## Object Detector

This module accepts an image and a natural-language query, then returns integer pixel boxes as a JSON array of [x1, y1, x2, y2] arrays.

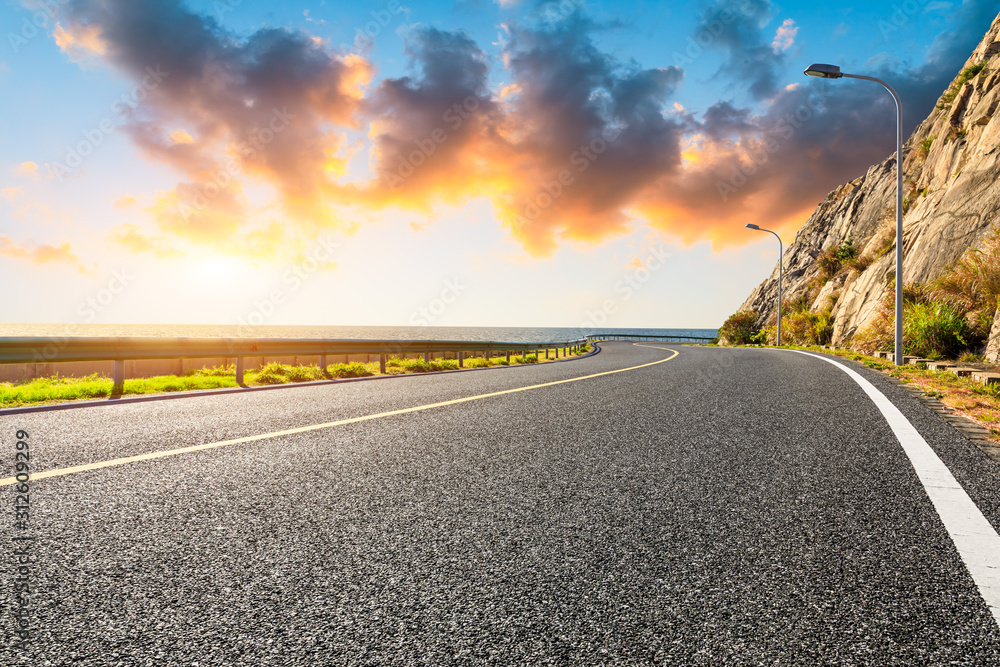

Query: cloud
[[629, 1, 1000, 245], [108, 223, 182, 258], [113, 195, 136, 208], [15, 161, 38, 176], [695, 0, 785, 101], [1, 187, 23, 201], [47, 0, 1000, 258], [56, 0, 372, 250], [53, 21, 107, 62], [492, 17, 685, 253], [364, 26, 501, 204], [0, 236, 86, 271], [771, 19, 797, 53]]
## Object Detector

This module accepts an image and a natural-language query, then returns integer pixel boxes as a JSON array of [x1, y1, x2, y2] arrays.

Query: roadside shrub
[[780, 297, 833, 346], [816, 246, 841, 284], [755, 325, 776, 345], [250, 362, 325, 384], [188, 364, 234, 377], [328, 362, 374, 378], [904, 301, 971, 359], [466, 357, 491, 368], [387, 357, 459, 373], [513, 354, 538, 364], [930, 224, 1000, 336], [719, 310, 759, 345], [851, 285, 979, 358], [835, 237, 857, 263]]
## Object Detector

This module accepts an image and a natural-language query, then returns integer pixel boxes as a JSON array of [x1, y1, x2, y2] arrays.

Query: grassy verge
[[0, 344, 592, 409], [752, 344, 1000, 442]]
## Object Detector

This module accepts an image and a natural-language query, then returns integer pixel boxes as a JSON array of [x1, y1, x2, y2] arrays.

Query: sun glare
[[190, 256, 246, 281]]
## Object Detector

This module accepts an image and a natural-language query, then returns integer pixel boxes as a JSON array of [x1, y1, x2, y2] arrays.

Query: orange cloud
[[0, 186, 23, 202], [57, 0, 954, 259], [148, 174, 248, 247], [0, 236, 85, 271], [109, 223, 182, 259], [114, 195, 137, 209], [169, 130, 195, 145], [16, 161, 38, 176], [53, 21, 107, 62]]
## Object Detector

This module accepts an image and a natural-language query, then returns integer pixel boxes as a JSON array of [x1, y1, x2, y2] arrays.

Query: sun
[[188, 255, 247, 282]]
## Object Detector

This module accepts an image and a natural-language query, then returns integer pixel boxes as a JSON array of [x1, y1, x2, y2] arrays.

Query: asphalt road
[[3, 342, 1000, 664]]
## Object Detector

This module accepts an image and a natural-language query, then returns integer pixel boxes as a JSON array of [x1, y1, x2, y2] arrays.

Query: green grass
[[0, 372, 238, 408], [919, 135, 936, 158]]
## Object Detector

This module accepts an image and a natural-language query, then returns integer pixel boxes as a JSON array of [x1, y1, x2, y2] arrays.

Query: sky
[[0, 0, 996, 330]]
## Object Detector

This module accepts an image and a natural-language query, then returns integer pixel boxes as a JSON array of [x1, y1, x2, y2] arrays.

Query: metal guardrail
[[0, 336, 590, 389], [0, 332, 714, 390]]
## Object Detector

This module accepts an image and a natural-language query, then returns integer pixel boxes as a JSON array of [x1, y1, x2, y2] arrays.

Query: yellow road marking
[[1, 344, 678, 486]]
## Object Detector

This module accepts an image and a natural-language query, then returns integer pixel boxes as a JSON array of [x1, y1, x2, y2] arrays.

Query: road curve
[[3, 342, 1000, 664]]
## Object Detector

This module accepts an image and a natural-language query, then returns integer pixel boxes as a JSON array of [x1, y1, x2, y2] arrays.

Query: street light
[[804, 63, 903, 365], [746, 223, 782, 346]]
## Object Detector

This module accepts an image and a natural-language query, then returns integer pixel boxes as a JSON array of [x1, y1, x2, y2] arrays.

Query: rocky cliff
[[739, 12, 1000, 356]]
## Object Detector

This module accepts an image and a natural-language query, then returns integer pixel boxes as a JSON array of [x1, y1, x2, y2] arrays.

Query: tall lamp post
[[804, 63, 903, 366], [746, 224, 782, 346]]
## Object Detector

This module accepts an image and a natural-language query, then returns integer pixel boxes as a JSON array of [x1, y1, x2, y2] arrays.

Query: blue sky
[[0, 0, 995, 329]]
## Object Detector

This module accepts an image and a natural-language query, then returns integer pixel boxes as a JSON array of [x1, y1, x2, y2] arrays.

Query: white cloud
[[771, 19, 798, 53]]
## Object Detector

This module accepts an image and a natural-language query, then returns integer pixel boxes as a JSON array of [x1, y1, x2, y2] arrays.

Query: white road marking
[[794, 350, 1000, 628]]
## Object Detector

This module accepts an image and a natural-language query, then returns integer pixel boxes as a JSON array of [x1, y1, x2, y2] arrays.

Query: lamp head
[[745, 224, 760, 230], [804, 63, 842, 79]]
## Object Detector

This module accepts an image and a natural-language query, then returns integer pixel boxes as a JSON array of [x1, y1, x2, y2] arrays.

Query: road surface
[[3, 342, 1000, 664]]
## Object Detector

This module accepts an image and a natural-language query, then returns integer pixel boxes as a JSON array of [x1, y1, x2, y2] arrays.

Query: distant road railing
[[0, 336, 590, 389], [586, 333, 716, 343]]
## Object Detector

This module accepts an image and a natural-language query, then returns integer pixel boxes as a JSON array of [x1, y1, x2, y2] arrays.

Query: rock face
[[738, 12, 1000, 355]]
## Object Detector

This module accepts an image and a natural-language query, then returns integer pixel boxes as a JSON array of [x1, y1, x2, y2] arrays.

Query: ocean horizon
[[0, 323, 718, 343]]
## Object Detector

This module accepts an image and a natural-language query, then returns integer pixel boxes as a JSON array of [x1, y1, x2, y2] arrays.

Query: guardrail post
[[424, 352, 430, 364], [459, 352, 464, 368], [505, 351, 510, 362], [112, 359, 124, 395], [236, 357, 246, 387], [320, 354, 330, 378], [379, 354, 386, 374]]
